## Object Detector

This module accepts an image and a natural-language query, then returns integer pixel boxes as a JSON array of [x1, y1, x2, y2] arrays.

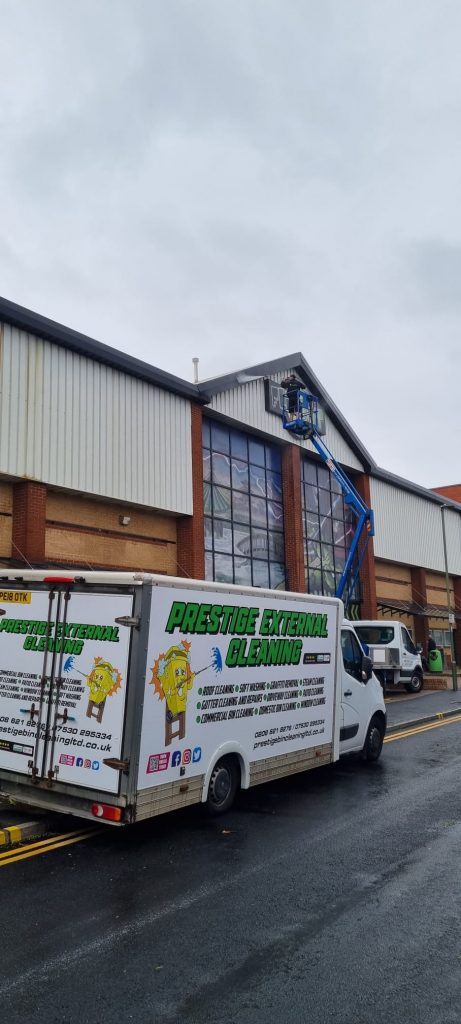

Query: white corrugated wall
[[208, 371, 364, 471], [0, 324, 193, 514], [371, 477, 461, 574]]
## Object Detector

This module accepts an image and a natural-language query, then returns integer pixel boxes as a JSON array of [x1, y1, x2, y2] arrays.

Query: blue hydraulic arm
[[281, 385, 374, 612]]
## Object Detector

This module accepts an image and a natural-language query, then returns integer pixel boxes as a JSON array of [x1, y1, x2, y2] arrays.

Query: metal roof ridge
[[198, 351, 376, 472]]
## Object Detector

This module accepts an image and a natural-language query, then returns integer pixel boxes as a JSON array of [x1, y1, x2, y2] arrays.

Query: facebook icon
[[172, 750, 181, 768]]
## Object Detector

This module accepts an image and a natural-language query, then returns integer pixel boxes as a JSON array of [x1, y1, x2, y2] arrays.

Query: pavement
[[1, 686, 460, 848], [0, 802, 49, 848], [385, 687, 461, 732]]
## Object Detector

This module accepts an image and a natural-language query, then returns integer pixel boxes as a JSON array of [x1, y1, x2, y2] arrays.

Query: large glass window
[[203, 420, 285, 589], [301, 458, 358, 598]]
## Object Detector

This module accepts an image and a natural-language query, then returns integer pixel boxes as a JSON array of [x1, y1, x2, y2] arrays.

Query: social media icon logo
[[76, 757, 83, 767], [171, 750, 181, 768], [182, 748, 191, 765], [84, 758, 91, 768], [192, 746, 202, 763], [92, 760, 100, 771]]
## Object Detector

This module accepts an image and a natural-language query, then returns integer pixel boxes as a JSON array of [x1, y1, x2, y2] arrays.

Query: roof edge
[[0, 296, 209, 404], [198, 352, 376, 472], [371, 466, 461, 512]]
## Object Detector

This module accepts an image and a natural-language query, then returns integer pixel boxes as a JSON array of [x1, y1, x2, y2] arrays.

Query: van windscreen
[[355, 625, 395, 645]]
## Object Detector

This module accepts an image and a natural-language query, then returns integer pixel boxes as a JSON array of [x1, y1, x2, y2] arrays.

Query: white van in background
[[354, 620, 424, 693]]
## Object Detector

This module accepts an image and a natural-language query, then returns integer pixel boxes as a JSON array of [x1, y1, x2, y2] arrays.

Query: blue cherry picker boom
[[281, 377, 374, 617]]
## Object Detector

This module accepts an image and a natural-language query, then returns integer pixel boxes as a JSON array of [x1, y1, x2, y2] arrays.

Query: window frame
[[203, 420, 286, 590], [301, 457, 359, 600], [341, 629, 365, 683]]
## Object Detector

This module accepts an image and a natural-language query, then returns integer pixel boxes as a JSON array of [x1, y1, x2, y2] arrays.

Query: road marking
[[0, 827, 98, 866], [3, 713, 461, 863], [384, 713, 461, 743]]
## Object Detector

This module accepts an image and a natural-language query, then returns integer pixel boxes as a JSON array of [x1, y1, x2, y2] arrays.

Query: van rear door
[[0, 581, 134, 795]]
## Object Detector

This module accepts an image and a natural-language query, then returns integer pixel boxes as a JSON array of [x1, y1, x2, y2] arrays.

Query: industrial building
[[0, 295, 460, 666]]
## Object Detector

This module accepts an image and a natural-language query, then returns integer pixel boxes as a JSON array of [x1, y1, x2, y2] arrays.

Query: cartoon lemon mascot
[[86, 657, 122, 723], [151, 641, 194, 745]]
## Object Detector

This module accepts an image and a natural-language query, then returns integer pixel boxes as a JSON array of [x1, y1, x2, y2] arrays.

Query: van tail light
[[91, 803, 123, 822]]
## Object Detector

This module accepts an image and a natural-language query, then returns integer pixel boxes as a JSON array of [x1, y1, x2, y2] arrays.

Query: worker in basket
[[281, 374, 304, 420]]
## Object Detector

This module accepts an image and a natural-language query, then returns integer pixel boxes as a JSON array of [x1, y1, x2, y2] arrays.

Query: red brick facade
[[411, 567, 429, 649], [453, 578, 461, 662], [355, 474, 378, 619], [433, 484, 461, 503], [12, 481, 47, 565], [281, 445, 305, 593], [176, 403, 205, 580]]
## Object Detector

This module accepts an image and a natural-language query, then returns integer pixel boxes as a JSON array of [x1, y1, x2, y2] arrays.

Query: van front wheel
[[206, 756, 239, 816], [362, 716, 385, 762], [404, 672, 423, 694]]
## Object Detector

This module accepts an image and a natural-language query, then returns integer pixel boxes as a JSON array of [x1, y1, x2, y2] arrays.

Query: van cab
[[354, 620, 423, 693], [339, 623, 387, 759]]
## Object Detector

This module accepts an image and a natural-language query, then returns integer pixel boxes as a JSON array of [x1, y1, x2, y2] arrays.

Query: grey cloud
[[402, 239, 461, 314], [2, 0, 461, 487]]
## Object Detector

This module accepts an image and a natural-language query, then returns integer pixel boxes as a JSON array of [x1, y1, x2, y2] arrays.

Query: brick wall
[[453, 578, 461, 663], [432, 484, 461, 503], [45, 492, 177, 573], [426, 569, 454, 609], [355, 474, 377, 618], [12, 481, 46, 564], [176, 403, 205, 580], [374, 559, 415, 632], [0, 483, 13, 561], [411, 566, 428, 649]]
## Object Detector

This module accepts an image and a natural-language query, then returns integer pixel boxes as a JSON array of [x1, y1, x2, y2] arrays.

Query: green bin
[[428, 649, 443, 673]]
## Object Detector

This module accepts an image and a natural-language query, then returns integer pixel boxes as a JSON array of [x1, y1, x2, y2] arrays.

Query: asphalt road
[[1, 719, 461, 1024]]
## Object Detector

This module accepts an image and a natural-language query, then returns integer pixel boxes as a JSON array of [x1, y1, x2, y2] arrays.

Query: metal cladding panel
[[370, 477, 461, 574], [0, 324, 192, 514], [208, 371, 364, 471]]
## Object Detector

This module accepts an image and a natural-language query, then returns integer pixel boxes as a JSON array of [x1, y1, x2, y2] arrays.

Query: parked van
[[0, 572, 386, 824], [354, 620, 423, 693]]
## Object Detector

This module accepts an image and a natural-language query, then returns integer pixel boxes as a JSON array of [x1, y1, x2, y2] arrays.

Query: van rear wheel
[[404, 672, 423, 694], [206, 756, 239, 816]]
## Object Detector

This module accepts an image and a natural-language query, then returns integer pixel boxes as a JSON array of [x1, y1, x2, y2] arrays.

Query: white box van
[[354, 620, 424, 693], [0, 572, 386, 824]]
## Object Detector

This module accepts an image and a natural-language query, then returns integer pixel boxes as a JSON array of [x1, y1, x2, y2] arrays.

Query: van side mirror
[[416, 643, 423, 654], [361, 654, 373, 682]]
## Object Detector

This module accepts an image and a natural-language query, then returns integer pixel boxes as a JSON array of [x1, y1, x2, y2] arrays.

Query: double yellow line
[[384, 712, 461, 744], [2, 715, 461, 866], [0, 827, 98, 867]]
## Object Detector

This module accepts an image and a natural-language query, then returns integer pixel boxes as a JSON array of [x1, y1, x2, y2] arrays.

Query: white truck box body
[[0, 572, 385, 824]]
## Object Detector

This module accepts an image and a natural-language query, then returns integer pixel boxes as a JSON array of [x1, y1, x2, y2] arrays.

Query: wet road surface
[[1, 718, 461, 1024]]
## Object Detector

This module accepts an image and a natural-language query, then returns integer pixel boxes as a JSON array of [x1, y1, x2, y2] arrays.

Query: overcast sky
[[1, 0, 460, 488]]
